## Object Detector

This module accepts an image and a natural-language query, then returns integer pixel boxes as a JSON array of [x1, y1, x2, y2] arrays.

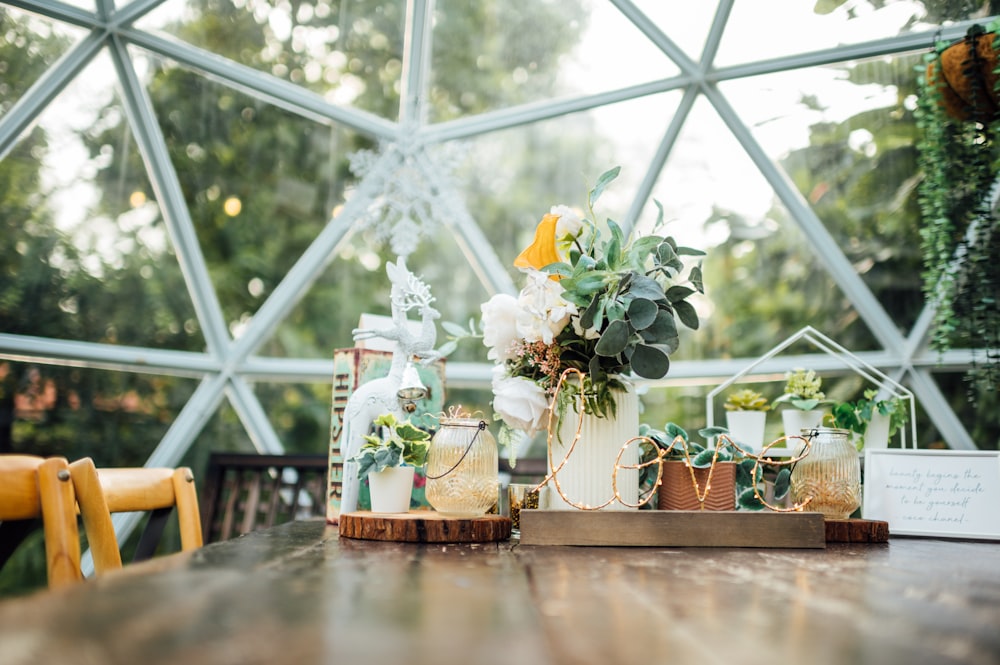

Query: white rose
[[491, 368, 550, 434], [480, 293, 521, 361], [515, 270, 576, 344], [550, 205, 584, 241]]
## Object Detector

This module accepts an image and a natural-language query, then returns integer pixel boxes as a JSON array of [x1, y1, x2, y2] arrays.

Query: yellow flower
[[514, 213, 561, 276]]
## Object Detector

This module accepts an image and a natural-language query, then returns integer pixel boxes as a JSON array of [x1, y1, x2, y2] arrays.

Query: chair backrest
[[0, 455, 83, 589], [69, 458, 203, 574], [200, 452, 328, 543], [499, 457, 548, 485]]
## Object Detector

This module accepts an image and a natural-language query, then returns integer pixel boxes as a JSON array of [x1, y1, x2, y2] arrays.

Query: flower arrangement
[[480, 167, 706, 450], [771, 368, 828, 412]]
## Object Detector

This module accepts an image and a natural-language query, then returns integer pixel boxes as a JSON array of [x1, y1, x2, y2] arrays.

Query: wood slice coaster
[[339, 511, 512, 543], [825, 518, 890, 543]]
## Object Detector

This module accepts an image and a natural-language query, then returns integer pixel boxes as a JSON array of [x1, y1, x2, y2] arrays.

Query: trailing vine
[[915, 22, 1000, 394]]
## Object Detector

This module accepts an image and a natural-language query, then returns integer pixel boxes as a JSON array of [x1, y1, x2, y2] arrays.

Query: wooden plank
[[339, 511, 512, 543], [518, 510, 826, 548], [825, 518, 890, 543]]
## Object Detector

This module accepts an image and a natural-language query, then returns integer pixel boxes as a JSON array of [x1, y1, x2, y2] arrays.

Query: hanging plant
[[915, 21, 1000, 395]]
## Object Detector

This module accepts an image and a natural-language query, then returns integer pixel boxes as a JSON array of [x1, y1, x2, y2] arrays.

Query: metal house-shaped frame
[[706, 326, 917, 449]]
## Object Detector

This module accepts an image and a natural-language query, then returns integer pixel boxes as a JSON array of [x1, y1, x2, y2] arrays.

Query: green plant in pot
[[347, 413, 431, 513], [772, 368, 830, 443], [724, 388, 770, 452], [916, 20, 1000, 394], [638, 422, 791, 511], [827, 389, 910, 451]]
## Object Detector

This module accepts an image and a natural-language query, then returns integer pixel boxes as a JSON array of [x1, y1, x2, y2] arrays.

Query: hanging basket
[[926, 28, 999, 123]]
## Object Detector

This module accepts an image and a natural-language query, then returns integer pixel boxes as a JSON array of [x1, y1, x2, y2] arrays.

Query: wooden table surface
[[1, 519, 999, 665]]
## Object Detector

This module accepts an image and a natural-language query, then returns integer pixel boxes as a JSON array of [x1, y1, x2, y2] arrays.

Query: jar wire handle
[[424, 420, 487, 480]]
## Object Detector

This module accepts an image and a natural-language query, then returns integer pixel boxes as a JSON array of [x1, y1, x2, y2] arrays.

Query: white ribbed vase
[[549, 381, 639, 511]]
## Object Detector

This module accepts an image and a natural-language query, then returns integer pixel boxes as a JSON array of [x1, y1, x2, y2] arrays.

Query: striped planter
[[658, 461, 736, 511]]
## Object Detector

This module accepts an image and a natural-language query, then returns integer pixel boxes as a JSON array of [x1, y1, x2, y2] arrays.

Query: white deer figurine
[[337, 257, 440, 519]]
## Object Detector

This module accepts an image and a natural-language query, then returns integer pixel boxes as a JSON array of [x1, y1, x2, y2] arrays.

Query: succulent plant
[[724, 388, 770, 412]]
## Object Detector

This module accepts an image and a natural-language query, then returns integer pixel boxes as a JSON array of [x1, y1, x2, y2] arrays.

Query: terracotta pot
[[658, 461, 736, 511], [927, 30, 999, 123]]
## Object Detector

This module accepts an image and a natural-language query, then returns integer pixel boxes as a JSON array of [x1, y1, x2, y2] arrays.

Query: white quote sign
[[863, 450, 1000, 539]]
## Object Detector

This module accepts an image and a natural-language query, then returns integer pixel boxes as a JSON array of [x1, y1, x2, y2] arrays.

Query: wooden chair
[[200, 452, 328, 543], [68, 458, 203, 574], [499, 457, 548, 485], [0, 454, 83, 589]]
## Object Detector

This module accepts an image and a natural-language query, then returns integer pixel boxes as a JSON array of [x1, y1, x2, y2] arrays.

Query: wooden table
[[1, 520, 999, 665]]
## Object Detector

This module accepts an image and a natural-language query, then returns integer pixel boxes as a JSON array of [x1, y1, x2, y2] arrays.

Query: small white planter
[[781, 409, 824, 446], [863, 412, 891, 449], [725, 410, 767, 452], [368, 466, 415, 513]]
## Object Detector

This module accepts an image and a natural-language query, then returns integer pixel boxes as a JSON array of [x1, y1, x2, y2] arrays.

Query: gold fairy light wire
[[532, 368, 818, 512]]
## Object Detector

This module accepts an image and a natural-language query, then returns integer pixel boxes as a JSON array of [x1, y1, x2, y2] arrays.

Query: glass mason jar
[[790, 427, 862, 519], [425, 417, 498, 518]]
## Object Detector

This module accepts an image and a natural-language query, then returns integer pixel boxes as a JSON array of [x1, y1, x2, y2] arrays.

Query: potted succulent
[[346, 413, 431, 513], [827, 389, 910, 451], [771, 368, 829, 445], [916, 21, 1000, 394], [723, 388, 770, 452], [637, 422, 792, 512]]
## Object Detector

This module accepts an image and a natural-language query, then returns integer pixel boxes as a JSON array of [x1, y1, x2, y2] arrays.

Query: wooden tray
[[339, 511, 511, 543], [518, 510, 827, 548]]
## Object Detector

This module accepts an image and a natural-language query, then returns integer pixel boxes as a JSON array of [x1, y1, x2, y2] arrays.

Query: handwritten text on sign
[[863, 450, 1000, 539]]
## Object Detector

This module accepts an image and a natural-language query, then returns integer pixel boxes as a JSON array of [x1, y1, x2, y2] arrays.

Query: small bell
[[397, 361, 428, 406]]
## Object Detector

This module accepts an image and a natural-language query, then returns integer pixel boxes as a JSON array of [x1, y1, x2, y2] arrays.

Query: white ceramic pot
[[550, 381, 639, 511], [781, 409, 824, 448], [725, 410, 767, 452], [863, 412, 891, 449], [368, 465, 415, 513]]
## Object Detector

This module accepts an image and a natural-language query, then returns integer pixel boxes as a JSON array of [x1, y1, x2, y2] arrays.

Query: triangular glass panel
[[132, 45, 370, 336], [0, 359, 198, 467], [720, 52, 927, 336], [454, 90, 684, 289], [189, 399, 256, 457], [929, 370, 999, 450], [1, 50, 203, 350], [134, 0, 405, 121], [715, 1, 951, 68], [638, 95, 881, 363], [630, 0, 715, 64], [0, 6, 88, 122], [428, 0, 680, 123]]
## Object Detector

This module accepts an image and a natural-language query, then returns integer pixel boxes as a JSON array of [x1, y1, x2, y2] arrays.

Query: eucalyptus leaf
[[567, 273, 610, 294], [674, 300, 700, 330], [630, 343, 670, 379], [628, 274, 666, 300], [665, 285, 695, 303], [606, 300, 626, 322], [626, 298, 658, 329], [580, 295, 602, 330], [689, 265, 704, 293], [441, 321, 468, 337], [639, 309, 678, 344], [589, 166, 621, 208], [594, 319, 631, 356]]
